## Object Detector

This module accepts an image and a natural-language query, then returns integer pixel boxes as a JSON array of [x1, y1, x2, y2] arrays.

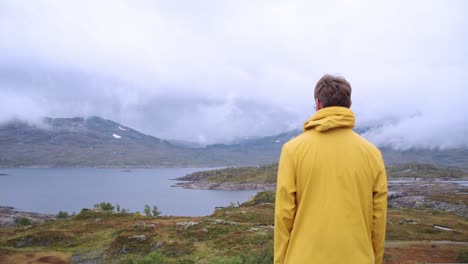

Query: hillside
[[0, 117, 282, 167], [230, 130, 468, 170], [381, 147, 468, 171], [0, 192, 467, 263], [176, 164, 278, 184], [204, 129, 468, 170], [386, 163, 467, 179], [0, 117, 208, 167], [1, 117, 467, 168], [175, 163, 468, 187]]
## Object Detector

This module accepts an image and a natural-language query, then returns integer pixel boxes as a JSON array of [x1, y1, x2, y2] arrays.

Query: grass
[[386, 163, 467, 179], [386, 208, 468, 241], [0, 191, 466, 263], [0, 193, 275, 263], [176, 164, 278, 184], [457, 248, 468, 263], [384, 243, 467, 264]]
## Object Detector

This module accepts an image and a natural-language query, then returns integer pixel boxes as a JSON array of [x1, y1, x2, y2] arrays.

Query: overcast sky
[[0, 0, 467, 148]]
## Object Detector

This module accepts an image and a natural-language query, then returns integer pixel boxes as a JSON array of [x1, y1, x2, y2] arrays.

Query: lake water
[[0, 168, 258, 217]]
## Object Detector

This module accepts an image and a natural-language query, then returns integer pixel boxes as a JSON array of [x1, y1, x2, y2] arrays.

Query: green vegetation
[[177, 162, 467, 186], [386, 208, 468, 241], [177, 164, 278, 184], [457, 248, 468, 263], [15, 217, 32, 227], [152, 206, 161, 217], [208, 252, 274, 264], [56, 211, 69, 219], [386, 163, 467, 179], [209, 256, 243, 264], [94, 202, 115, 212], [0, 191, 467, 263], [243, 191, 275, 206], [124, 252, 165, 264], [143, 205, 161, 217], [144, 205, 151, 216]]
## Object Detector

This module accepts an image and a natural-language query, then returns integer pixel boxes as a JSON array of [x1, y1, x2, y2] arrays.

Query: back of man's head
[[314, 75, 352, 108]]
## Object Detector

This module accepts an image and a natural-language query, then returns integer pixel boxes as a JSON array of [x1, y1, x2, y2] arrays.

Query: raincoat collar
[[303, 106, 355, 132]]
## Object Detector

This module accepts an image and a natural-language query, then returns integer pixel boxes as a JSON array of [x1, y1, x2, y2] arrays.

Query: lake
[[0, 168, 258, 217]]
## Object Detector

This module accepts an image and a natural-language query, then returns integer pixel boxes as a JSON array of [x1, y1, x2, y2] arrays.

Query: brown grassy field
[[0, 192, 467, 264]]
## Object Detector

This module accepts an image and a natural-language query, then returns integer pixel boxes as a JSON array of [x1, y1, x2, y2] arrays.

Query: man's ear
[[315, 98, 322, 110]]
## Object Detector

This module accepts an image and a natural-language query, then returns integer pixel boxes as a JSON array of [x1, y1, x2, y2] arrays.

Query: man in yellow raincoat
[[274, 75, 387, 264]]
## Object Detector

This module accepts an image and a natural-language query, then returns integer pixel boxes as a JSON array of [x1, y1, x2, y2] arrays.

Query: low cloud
[[0, 0, 467, 147]]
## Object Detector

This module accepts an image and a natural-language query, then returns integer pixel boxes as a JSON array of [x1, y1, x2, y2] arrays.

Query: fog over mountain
[[1, 0, 467, 147]]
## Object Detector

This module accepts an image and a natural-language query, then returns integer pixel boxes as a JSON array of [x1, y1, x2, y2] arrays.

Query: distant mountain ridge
[[0, 116, 283, 167], [9, 116, 170, 146], [0, 116, 467, 169], [230, 128, 468, 170], [0, 116, 193, 167]]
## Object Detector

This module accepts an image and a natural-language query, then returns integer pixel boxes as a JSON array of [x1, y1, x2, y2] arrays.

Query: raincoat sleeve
[[372, 156, 388, 264], [274, 145, 297, 264]]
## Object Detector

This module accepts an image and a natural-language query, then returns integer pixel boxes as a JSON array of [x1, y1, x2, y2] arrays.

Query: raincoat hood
[[303, 106, 355, 132]]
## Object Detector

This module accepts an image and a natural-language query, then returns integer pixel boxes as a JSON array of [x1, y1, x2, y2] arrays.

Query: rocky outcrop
[[0, 206, 55, 227], [389, 196, 467, 217], [172, 181, 276, 191]]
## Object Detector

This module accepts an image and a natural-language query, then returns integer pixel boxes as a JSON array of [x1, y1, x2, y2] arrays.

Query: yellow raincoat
[[274, 107, 387, 264]]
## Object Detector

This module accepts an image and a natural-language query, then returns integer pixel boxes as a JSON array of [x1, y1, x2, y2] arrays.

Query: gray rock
[[151, 242, 165, 251], [212, 219, 237, 225], [176, 221, 200, 229], [0, 206, 55, 227], [71, 253, 103, 264], [132, 222, 156, 231], [128, 234, 147, 241]]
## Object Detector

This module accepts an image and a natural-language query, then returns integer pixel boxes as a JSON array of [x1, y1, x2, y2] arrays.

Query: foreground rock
[[0, 206, 55, 227]]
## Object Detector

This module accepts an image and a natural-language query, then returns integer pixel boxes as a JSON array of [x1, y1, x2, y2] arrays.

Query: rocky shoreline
[[173, 178, 468, 217], [0, 206, 55, 227], [172, 181, 276, 191], [2, 178, 466, 228]]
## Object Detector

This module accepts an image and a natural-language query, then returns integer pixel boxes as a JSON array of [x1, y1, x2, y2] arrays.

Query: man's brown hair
[[314, 74, 352, 108]]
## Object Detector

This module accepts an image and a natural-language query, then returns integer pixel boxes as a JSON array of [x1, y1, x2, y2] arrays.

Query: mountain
[[227, 129, 468, 170], [0, 117, 296, 167], [379, 147, 468, 171], [0, 117, 208, 167], [0, 117, 467, 169]]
